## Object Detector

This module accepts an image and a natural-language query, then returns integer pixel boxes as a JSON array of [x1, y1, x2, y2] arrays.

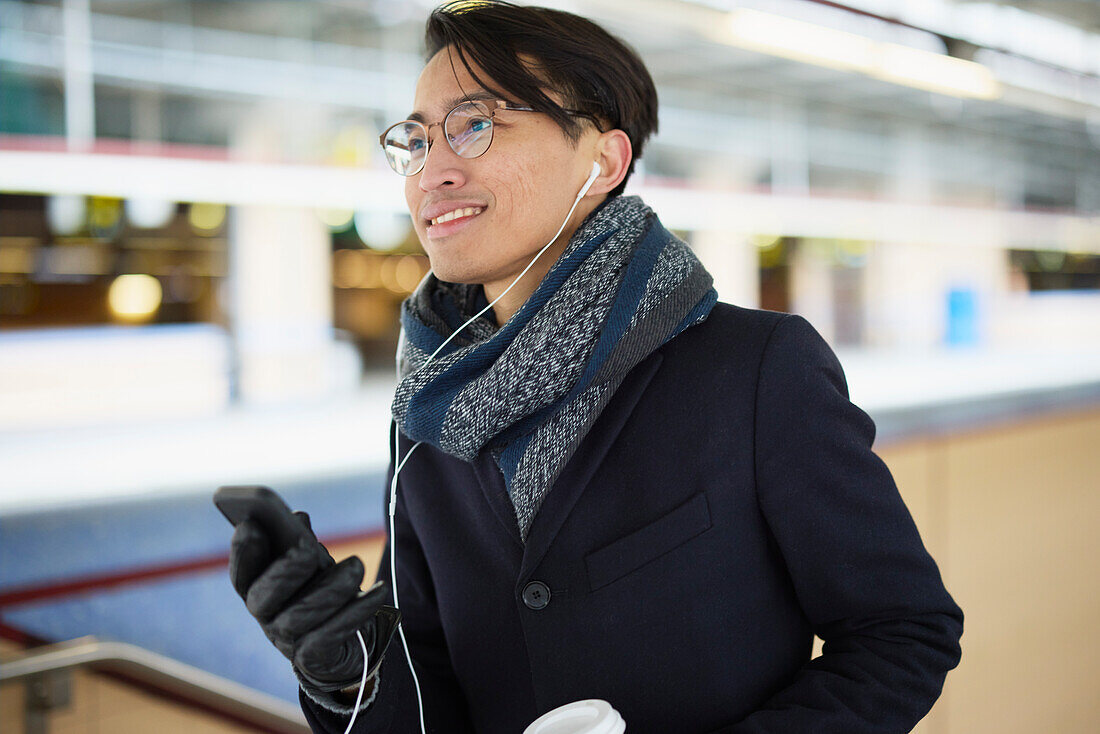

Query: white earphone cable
[[343, 162, 601, 734], [342, 631, 369, 734]]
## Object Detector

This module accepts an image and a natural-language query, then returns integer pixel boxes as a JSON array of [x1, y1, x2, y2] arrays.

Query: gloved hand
[[229, 511, 401, 693]]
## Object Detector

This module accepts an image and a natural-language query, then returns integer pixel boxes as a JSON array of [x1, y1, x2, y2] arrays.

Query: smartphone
[[214, 485, 312, 556], [215, 484, 401, 649]]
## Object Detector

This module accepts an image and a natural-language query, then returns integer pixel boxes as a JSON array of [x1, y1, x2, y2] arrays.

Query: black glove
[[229, 511, 400, 693]]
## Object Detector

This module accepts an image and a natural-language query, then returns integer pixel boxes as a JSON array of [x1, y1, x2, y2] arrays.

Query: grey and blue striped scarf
[[392, 195, 717, 540]]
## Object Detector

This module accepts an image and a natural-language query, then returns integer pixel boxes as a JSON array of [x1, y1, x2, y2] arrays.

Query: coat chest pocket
[[585, 492, 712, 592]]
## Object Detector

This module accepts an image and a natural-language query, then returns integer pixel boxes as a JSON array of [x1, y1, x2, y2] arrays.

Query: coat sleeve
[[299, 422, 476, 733], [728, 314, 963, 734]]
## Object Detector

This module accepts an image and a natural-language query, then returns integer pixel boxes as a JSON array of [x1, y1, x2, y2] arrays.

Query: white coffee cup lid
[[523, 699, 626, 734]]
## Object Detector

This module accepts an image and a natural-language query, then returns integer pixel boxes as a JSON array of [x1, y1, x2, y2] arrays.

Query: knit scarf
[[392, 195, 717, 540]]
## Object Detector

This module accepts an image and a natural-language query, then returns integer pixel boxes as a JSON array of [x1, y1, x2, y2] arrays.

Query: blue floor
[[1, 473, 387, 705]]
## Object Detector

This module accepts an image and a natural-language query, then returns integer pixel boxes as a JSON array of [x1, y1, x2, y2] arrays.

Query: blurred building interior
[[1, 0, 1098, 732]]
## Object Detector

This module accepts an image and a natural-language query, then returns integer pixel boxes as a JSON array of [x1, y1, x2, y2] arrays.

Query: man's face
[[405, 47, 599, 297]]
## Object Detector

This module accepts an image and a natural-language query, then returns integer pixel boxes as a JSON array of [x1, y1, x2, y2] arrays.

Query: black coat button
[[522, 581, 551, 610]]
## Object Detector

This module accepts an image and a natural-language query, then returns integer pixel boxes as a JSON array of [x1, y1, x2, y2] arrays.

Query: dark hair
[[425, 1, 658, 197]]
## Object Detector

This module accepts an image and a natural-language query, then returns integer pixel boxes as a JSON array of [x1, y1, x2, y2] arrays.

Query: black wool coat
[[301, 302, 964, 734]]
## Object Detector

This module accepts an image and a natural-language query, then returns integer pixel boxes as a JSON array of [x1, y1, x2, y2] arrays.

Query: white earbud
[[576, 161, 601, 200]]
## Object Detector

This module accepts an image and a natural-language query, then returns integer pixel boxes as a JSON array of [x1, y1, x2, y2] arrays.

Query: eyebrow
[[407, 90, 501, 123]]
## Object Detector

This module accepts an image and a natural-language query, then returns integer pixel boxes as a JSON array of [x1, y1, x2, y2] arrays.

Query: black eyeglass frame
[[378, 99, 605, 176]]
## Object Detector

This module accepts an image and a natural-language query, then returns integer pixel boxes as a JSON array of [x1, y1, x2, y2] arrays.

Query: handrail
[[0, 636, 310, 733]]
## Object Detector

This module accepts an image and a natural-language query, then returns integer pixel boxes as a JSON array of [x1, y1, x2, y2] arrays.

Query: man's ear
[[588, 129, 633, 196]]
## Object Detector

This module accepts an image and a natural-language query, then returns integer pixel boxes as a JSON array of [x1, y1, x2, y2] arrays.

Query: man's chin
[[424, 265, 485, 286]]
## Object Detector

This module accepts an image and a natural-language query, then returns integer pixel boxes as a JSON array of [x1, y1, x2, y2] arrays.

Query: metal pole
[[62, 0, 95, 151]]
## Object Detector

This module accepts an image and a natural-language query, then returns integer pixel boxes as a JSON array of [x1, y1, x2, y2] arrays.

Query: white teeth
[[430, 207, 482, 226]]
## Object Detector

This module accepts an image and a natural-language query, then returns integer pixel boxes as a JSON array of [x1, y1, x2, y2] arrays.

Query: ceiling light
[[724, 8, 876, 73], [717, 8, 1001, 101], [875, 42, 1001, 99]]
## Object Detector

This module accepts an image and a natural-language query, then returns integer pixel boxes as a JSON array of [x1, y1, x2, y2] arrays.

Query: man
[[228, 2, 963, 732]]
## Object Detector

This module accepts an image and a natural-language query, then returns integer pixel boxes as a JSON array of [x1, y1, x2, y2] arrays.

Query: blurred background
[[0, 0, 1097, 732]]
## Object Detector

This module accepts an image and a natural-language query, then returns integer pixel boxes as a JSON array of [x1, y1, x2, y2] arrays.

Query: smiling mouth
[[428, 207, 483, 226]]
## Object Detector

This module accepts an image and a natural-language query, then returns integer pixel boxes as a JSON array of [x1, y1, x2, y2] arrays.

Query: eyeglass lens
[[382, 101, 495, 175]]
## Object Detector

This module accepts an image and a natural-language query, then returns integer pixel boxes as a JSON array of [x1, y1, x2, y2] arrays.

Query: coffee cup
[[523, 699, 625, 734]]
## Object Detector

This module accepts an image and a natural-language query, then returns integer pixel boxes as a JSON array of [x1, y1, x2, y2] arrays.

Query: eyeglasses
[[379, 99, 602, 176]]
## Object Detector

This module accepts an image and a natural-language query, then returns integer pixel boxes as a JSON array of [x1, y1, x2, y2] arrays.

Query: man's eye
[[468, 118, 491, 133], [408, 137, 427, 152]]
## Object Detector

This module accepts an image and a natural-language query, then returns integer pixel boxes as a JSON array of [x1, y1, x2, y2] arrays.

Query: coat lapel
[[471, 447, 524, 549], [518, 350, 664, 580]]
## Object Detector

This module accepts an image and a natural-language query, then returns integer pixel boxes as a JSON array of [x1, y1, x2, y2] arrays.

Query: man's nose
[[418, 129, 467, 191]]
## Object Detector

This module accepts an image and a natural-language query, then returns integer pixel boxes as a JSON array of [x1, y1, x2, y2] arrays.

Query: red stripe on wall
[[0, 553, 231, 607], [0, 528, 386, 608]]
